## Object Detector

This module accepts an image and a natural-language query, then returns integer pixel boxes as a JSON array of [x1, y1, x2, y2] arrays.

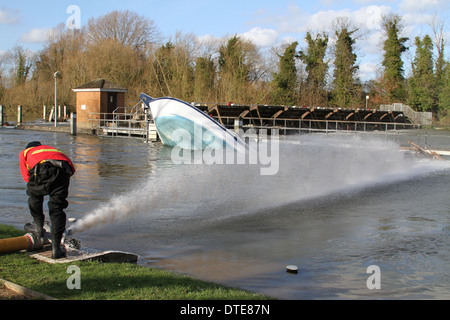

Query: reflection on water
[[1, 128, 450, 299]]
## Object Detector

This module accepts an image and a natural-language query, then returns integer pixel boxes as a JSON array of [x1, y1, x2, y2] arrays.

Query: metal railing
[[111, 101, 147, 124], [221, 116, 419, 135], [88, 111, 157, 142], [380, 103, 432, 125], [87, 100, 159, 141]]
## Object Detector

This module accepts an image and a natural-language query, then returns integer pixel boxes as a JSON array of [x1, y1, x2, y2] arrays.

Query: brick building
[[72, 78, 127, 131]]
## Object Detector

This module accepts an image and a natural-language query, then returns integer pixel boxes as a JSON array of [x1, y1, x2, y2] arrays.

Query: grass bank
[[0, 224, 273, 300]]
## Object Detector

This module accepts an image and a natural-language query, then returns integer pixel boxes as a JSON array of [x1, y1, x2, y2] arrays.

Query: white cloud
[[358, 61, 379, 80], [319, 5, 391, 32], [0, 8, 20, 24], [240, 27, 279, 47], [258, 3, 392, 35], [255, 4, 394, 59], [195, 34, 216, 44], [402, 12, 435, 29], [281, 35, 298, 44], [20, 28, 52, 43], [359, 29, 385, 55], [355, 5, 392, 31], [399, 0, 446, 12], [197, 28, 279, 49]]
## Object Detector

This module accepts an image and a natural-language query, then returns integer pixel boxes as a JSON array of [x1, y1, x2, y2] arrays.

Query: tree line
[[0, 10, 449, 123]]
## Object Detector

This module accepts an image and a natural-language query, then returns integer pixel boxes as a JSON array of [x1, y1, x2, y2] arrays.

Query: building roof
[[72, 78, 128, 92]]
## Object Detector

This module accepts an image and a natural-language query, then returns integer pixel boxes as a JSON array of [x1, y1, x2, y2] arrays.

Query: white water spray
[[69, 134, 450, 234]]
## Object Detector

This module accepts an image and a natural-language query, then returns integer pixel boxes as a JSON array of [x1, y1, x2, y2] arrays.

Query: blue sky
[[1, 0, 449, 80]]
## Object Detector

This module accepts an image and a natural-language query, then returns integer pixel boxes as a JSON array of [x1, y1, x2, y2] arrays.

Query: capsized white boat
[[140, 93, 246, 152]]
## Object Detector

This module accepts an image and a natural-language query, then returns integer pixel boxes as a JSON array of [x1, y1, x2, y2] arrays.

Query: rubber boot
[[51, 234, 66, 259], [24, 220, 45, 238], [24, 221, 45, 250]]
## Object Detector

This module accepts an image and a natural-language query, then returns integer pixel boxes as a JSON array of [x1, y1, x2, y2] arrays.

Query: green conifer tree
[[409, 35, 436, 111], [331, 20, 360, 108], [381, 14, 408, 102], [298, 32, 329, 106], [272, 41, 298, 105]]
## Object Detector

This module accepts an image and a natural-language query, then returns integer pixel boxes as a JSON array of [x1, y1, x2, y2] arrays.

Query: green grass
[[0, 224, 273, 300]]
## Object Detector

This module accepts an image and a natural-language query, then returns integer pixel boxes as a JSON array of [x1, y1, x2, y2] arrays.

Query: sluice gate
[[197, 103, 422, 134], [89, 101, 427, 139]]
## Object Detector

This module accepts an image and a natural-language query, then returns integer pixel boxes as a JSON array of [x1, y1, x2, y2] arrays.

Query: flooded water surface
[[1, 127, 449, 299]]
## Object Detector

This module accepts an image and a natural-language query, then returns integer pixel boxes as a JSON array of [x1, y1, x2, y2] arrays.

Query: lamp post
[[54, 71, 59, 127], [365, 95, 369, 110]]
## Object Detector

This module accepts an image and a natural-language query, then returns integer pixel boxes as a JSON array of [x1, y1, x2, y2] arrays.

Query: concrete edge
[[0, 278, 57, 300]]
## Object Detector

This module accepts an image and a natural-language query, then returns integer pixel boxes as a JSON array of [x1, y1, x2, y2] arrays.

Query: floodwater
[[1, 126, 449, 299]]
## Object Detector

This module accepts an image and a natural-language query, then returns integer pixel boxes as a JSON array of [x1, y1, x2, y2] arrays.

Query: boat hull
[[140, 93, 246, 152]]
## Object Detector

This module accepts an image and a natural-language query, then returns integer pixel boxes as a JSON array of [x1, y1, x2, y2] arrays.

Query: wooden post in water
[[49, 107, 54, 122], [17, 105, 22, 124], [70, 112, 77, 135]]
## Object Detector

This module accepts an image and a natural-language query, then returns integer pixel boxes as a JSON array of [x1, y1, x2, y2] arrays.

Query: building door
[[107, 92, 117, 113]]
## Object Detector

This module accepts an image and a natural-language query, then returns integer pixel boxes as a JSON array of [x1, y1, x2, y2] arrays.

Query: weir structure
[[86, 100, 429, 140], [2, 98, 429, 140], [197, 102, 429, 135]]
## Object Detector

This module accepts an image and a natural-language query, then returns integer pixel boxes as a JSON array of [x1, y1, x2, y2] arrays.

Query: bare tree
[[87, 10, 161, 51], [429, 14, 447, 78], [5, 45, 37, 86]]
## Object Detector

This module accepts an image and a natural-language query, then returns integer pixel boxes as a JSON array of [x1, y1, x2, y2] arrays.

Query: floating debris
[[286, 265, 298, 274]]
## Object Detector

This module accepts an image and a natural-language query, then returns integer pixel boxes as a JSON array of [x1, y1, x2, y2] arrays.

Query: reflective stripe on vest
[[25, 148, 64, 170]]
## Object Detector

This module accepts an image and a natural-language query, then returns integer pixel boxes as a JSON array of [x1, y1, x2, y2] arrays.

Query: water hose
[[1, 222, 80, 254], [0, 233, 39, 254]]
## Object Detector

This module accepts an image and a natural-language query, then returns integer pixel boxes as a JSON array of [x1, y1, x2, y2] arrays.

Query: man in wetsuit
[[19, 141, 76, 259]]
